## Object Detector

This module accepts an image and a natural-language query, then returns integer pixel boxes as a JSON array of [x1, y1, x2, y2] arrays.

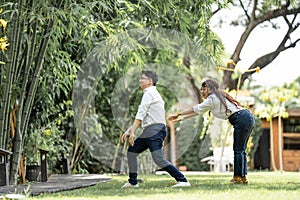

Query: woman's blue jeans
[[229, 109, 255, 177], [127, 124, 187, 185]]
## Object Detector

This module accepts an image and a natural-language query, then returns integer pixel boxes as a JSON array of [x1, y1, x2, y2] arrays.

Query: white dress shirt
[[135, 86, 166, 128], [193, 93, 243, 120]]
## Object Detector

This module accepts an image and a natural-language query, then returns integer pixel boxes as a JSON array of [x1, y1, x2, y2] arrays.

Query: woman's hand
[[172, 117, 183, 122], [168, 113, 180, 121]]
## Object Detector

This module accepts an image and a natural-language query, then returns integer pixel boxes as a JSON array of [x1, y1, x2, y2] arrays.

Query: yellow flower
[[45, 129, 51, 136], [278, 96, 285, 102], [0, 42, 9, 52], [0, 19, 8, 30], [0, 37, 9, 52]]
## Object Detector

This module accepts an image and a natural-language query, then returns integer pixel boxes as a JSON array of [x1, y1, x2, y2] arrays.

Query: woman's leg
[[232, 110, 255, 177]]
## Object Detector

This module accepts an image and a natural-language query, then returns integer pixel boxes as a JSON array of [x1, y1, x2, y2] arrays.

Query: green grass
[[29, 172, 300, 200]]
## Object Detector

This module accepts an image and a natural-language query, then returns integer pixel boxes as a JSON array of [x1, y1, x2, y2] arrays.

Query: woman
[[169, 79, 255, 184]]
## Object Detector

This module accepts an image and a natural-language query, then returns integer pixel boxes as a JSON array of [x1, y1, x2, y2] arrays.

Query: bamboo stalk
[[8, 0, 24, 184], [0, 3, 19, 148], [20, 21, 38, 138], [10, 16, 54, 185]]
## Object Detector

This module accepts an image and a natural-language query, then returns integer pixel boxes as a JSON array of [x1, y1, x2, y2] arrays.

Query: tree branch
[[256, 6, 300, 25], [239, 0, 250, 21], [224, 3, 300, 89], [232, 6, 300, 62], [212, 7, 221, 15], [241, 37, 300, 84], [251, 0, 258, 20]]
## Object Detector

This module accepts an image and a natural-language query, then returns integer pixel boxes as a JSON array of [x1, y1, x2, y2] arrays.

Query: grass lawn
[[30, 172, 300, 200]]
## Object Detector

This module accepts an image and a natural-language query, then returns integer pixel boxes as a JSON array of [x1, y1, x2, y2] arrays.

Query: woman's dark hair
[[202, 79, 241, 115], [142, 70, 158, 86]]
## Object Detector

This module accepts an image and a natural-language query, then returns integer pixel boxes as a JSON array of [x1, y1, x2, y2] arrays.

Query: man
[[121, 70, 190, 188]]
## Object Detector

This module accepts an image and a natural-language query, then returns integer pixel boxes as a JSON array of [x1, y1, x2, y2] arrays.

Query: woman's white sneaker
[[171, 181, 191, 188]]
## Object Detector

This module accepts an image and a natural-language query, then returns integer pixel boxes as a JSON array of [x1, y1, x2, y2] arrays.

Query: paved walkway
[[0, 174, 111, 197]]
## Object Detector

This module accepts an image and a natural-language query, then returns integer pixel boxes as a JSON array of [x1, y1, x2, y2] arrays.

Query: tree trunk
[[9, 114, 22, 184], [183, 54, 201, 103]]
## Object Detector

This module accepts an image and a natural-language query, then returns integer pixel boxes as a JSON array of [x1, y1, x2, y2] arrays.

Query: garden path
[[0, 174, 111, 197]]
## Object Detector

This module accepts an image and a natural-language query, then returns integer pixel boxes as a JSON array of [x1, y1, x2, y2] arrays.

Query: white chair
[[201, 146, 234, 172]]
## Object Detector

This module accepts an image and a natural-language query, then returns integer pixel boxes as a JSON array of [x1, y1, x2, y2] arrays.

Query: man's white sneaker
[[171, 181, 191, 188], [121, 182, 139, 188]]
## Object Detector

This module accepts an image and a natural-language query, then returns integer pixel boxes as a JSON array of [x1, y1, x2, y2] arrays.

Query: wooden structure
[[0, 148, 12, 186], [261, 108, 300, 171], [0, 174, 111, 196]]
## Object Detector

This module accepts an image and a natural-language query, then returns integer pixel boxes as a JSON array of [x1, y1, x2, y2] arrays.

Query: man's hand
[[122, 120, 140, 146], [122, 130, 135, 146], [128, 133, 135, 146], [121, 131, 129, 143]]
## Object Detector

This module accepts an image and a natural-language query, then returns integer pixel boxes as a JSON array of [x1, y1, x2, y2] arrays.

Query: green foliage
[[1, 0, 226, 179], [255, 86, 298, 120], [95, 69, 125, 143], [24, 100, 73, 172], [283, 77, 300, 109]]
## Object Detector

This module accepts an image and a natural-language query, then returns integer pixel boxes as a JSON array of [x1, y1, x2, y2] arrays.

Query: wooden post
[[62, 158, 71, 174], [39, 149, 49, 182], [168, 120, 177, 166], [278, 116, 283, 172]]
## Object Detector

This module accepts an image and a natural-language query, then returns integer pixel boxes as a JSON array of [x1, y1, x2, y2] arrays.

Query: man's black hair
[[142, 70, 158, 86]]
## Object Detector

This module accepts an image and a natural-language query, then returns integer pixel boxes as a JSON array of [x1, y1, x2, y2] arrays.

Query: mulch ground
[[0, 174, 111, 197]]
